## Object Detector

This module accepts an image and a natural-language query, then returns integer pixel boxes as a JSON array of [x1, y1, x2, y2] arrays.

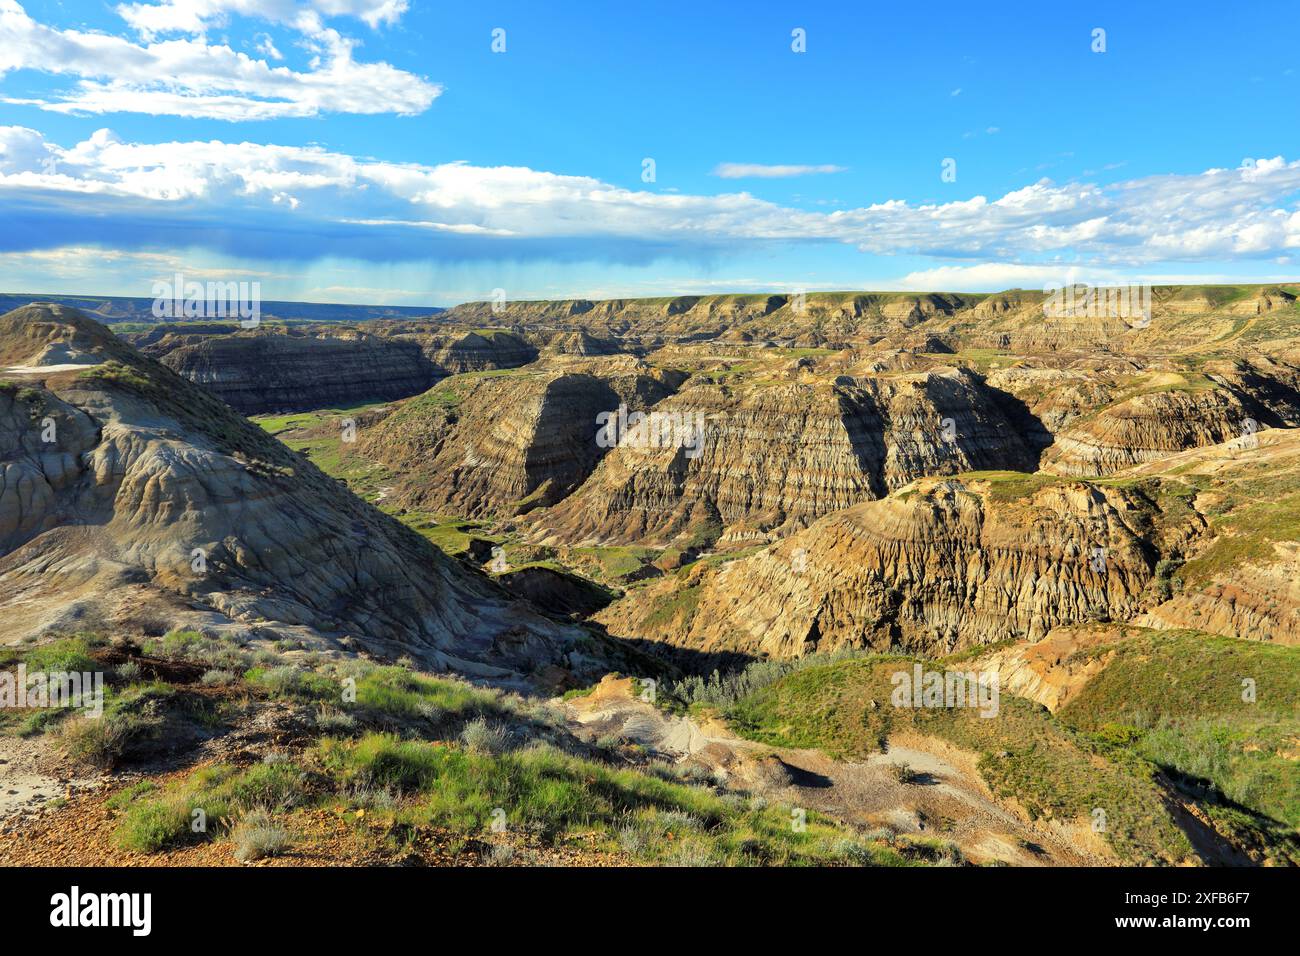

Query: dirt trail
[[561, 676, 1107, 866]]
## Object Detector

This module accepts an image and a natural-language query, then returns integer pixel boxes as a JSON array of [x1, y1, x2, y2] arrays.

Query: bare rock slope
[[0, 305, 588, 678]]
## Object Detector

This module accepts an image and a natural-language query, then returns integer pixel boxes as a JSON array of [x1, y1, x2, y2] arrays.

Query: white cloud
[[115, 0, 408, 38], [894, 263, 1300, 292], [712, 163, 848, 179], [3, 127, 1300, 268], [253, 31, 282, 59], [0, 0, 436, 120]]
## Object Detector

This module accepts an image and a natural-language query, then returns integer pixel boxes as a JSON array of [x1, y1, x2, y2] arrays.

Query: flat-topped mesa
[[359, 357, 683, 518], [530, 365, 1035, 548], [147, 327, 443, 414], [439, 292, 978, 348], [437, 283, 1300, 355], [595, 475, 1174, 660], [0, 305, 589, 678], [141, 325, 543, 415]]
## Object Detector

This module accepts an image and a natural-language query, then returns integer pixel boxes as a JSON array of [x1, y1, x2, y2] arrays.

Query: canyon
[[2, 283, 1298, 869]]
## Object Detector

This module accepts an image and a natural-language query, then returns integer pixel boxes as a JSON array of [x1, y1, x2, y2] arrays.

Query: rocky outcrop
[[537, 329, 624, 356], [152, 328, 442, 414], [1042, 386, 1258, 476], [0, 305, 590, 679], [596, 475, 1177, 659], [971, 624, 1130, 712], [533, 367, 1036, 547], [359, 357, 681, 518], [426, 330, 537, 373]]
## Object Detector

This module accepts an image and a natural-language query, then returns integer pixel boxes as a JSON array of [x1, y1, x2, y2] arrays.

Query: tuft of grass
[[461, 718, 510, 755], [231, 810, 291, 863], [114, 762, 306, 852]]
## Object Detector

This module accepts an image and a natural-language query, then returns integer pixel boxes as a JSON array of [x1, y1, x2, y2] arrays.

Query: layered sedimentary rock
[[536, 329, 623, 356], [441, 292, 976, 348], [431, 283, 1300, 356], [426, 330, 538, 373], [151, 328, 442, 414], [359, 357, 682, 517], [596, 475, 1173, 658], [0, 305, 587, 677], [1042, 386, 1258, 476], [533, 367, 1035, 547]]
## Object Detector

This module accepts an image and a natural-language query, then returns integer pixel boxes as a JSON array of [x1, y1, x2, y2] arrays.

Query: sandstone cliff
[[358, 357, 682, 518], [533, 366, 1036, 547], [596, 474, 1188, 659]]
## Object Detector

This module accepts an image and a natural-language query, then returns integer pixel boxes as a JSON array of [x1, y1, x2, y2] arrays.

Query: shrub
[[200, 669, 236, 687], [161, 630, 204, 657], [889, 762, 921, 784], [831, 838, 878, 865], [656, 809, 703, 834], [484, 842, 515, 866], [461, 718, 510, 756], [232, 810, 290, 862], [314, 706, 358, 733], [59, 706, 164, 768], [227, 762, 305, 811], [116, 797, 198, 853], [663, 647, 871, 710], [115, 661, 143, 682]]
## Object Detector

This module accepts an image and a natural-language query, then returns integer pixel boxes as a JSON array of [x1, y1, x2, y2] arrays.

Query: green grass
[[5, 636, 99, 673], [1176, 489, 1300, 587], [389, 512, 496, 556], [1056, 630, 1300, 833], [316, 733, 907, 866], [951, 470, 1063, 502], [114, 761, 306, 852], [352, 666, 503, 723], [252, 400, 388, 437], [242, 665, 340, 703], [726, 656, 1196, 864]]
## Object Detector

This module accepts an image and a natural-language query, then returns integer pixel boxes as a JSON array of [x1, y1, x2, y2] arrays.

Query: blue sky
[[1, 0, 1298, 306]]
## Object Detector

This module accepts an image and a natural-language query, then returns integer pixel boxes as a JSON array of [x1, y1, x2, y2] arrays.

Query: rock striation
[[149, 328, 442, 414], [595, 475, 1175, 659], [534, 367, 1036, 547], [0, 305, 589, 678], [359, 357, 682, 518]]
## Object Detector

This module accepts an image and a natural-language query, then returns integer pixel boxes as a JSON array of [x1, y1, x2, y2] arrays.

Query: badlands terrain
[[0, 284, 1298, 867]]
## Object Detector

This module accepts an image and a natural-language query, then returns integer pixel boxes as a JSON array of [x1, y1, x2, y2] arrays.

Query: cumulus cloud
[[115, 0, 409, 38], [712, 163, 848, 179], [0, 0, 436, 119], [2, 126, 1299, 268]]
